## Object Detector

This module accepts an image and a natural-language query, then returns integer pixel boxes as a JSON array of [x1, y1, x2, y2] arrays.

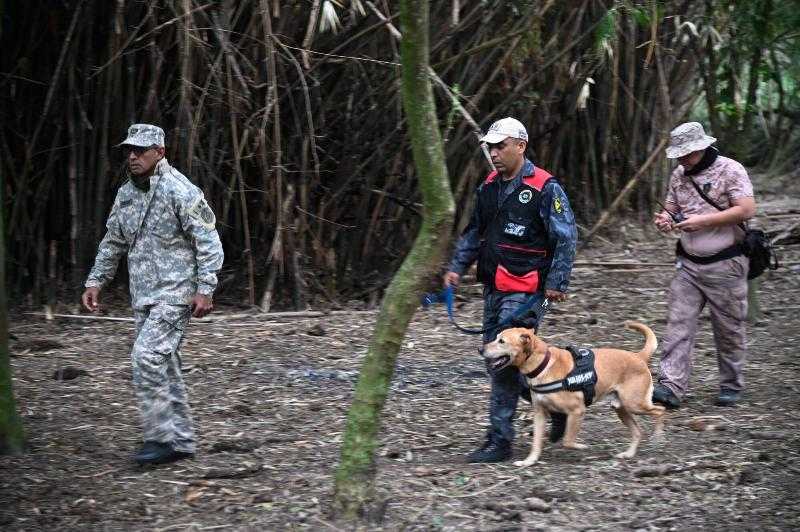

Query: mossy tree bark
[[331, 0, 454, 520], [0, 163, 26, 455]]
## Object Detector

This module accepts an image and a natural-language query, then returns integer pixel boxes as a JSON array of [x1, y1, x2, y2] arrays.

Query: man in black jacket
[[444, 117, 577, 463]]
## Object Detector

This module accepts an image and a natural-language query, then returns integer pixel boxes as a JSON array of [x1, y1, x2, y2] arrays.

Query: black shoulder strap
[[687, 177, 747, 233]]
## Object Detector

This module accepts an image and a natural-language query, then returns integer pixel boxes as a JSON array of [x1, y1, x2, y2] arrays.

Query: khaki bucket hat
[[665, 122, 716, 159]]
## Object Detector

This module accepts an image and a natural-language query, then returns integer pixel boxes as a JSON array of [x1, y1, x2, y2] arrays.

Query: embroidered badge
[[188, 197, 217, 229], [518, 189, 533, 204], [504, 222, 526, 237], [554, 196, 563, 214]]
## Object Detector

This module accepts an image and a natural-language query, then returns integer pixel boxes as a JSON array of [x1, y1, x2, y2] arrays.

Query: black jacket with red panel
[[448, 159, 577, 293]]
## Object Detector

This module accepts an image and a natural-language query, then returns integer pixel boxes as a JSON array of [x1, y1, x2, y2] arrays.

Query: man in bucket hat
[[443, 117, 577, 463], [652, 122, 756, 409], [82, 124, 224, 465]]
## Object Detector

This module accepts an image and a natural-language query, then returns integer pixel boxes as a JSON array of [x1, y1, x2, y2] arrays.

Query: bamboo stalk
[[226, 63, 256, 306], [259, 0, 286, 311], [582, 135, 670, 244]]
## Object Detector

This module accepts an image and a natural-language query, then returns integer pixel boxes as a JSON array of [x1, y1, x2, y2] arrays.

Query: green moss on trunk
[[332, 0, 454, 520]]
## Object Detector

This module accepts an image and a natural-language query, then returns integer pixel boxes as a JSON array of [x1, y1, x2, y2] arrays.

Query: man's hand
[[443, 271, 460, 288], [190, 294, 213, 318], [545, 289, 567, 302], [81, 287, 101, 312], [653, 211, 674, 233], [675, 214, 710, 233]]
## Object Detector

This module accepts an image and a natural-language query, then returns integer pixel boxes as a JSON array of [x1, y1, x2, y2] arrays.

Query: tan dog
[[482, 321, 665, 467]]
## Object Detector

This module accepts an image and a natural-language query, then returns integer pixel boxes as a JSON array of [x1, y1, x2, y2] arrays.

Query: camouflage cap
[[665, 122, 716, 159], [119, 123, 166, 148]]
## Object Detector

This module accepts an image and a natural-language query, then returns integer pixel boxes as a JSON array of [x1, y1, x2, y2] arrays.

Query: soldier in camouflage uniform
[[81, 124, 224, 465], [443, 117, 578, 463]]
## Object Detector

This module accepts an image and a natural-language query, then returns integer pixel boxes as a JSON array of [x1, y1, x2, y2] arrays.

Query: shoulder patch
[[188, 196, 217, 229], [553, 196, 563, 214]]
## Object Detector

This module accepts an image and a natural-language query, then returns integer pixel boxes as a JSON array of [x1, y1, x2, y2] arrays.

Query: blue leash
[[422, 285, 549, 335]]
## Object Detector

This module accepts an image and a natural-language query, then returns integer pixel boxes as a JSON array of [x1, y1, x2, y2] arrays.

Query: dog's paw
[[616, 450, 636, 459], [513, 459, 538, 467], [563, 442, 588, 450]]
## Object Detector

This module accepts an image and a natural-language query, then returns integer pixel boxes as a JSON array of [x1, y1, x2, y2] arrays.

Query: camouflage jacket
[[85, 159, 224, 309]]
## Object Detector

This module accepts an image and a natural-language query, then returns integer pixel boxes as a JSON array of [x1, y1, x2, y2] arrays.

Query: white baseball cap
[[479, 117, 528, 144]]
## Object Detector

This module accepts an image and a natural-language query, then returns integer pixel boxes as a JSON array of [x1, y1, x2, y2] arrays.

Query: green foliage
[[625, 2, 651, 28], [694, 0, 800, 161], [714, 102, 740, 118], [594, 8, 618, 58]]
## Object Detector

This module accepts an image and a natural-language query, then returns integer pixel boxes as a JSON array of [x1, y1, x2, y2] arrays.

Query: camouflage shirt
[[85, 159, 224, 309], [666, 155, 754, 257]]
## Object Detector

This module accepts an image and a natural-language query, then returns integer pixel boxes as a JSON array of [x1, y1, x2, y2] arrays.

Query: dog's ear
[[520, 333, 531, 352]]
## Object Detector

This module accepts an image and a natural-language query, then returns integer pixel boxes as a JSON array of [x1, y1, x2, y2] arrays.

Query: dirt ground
[[2, 172, 799, 531]]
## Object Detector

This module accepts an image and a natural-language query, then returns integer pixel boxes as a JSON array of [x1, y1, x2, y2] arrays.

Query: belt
[[676, 241, 743, 265]]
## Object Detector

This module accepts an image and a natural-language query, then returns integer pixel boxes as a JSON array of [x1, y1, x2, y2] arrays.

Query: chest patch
[[503, 222, 526, 237], [518, 189, 533, 204]]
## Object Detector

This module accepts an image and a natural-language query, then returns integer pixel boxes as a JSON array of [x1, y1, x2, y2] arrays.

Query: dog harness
[[529, 346, 598, 406]]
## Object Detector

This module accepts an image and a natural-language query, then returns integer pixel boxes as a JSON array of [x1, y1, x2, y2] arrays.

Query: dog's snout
[[478, 346, 485, 356]]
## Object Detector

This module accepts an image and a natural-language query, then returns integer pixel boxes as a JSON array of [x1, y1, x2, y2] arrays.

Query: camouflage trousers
[[658, 255, 748, 399], [481, 288, 544, 445], [132, 303, 195, 453]]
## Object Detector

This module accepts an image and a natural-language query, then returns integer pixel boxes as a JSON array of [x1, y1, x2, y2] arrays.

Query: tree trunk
[[332, 0, 454, 520], [0, 167, 26, 455], [747, 278, 761, 323]]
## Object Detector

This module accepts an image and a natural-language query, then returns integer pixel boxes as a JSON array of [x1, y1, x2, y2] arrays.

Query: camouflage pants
[[132, 304, 195, 453], [481, 288, 544, 445], [658, 255, 748, 399]]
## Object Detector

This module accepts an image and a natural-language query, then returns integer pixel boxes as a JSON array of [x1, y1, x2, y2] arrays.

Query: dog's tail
[[624, 321, 658, 362]]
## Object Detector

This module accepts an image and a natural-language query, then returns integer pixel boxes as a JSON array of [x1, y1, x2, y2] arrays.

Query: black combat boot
[[652, 384, 681, 409], [467, 437, 511, 463], [134, 441, 194, 465], [715, 387, 741, 407]]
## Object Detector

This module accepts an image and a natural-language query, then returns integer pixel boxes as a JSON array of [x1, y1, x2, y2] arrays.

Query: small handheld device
[[656, 199, 686, 223]]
